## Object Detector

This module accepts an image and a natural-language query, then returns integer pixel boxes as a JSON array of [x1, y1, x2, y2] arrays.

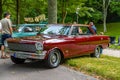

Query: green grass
[[65, 55, 120, 80], [96, 22, 120, 50], [97, 22, 120, 38], [109, 44, 120, 49]]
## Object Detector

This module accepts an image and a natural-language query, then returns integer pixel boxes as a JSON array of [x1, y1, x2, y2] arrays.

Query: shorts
[[1, 34, 11, 45]]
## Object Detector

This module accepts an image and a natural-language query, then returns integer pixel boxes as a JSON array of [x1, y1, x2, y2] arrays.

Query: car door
[[73, 35, 90, 56], [69, 26, 90, 57]]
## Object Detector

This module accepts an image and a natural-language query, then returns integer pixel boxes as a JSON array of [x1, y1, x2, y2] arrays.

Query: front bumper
[[9, 50, 47, 59]]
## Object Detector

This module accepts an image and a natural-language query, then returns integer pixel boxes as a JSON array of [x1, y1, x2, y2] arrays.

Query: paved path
[[0, 57, 97, 80], [0, 48, 119, 80], [103, 48, 120, 57]]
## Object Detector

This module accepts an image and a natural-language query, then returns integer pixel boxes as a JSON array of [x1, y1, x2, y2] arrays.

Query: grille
[[8, 43, 36, 52]]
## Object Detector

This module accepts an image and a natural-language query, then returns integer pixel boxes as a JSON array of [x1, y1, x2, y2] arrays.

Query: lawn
[[65, 55, 120, 80], [96, 22, 120, 40]]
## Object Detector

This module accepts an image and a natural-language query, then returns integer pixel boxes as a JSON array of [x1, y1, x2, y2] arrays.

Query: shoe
[[1, 56, 5, 59], [1, 55, 10, 59], [4, 55, 10, 58]]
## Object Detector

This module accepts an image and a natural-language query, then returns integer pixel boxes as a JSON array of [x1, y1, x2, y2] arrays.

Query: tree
[[58, 0, 94, 23], [103, 0, 111, 32], [48, 0, 57, 24], [110, 0, 120, 16], [16, 0, 20, 25], [0, 0, 2, 19]]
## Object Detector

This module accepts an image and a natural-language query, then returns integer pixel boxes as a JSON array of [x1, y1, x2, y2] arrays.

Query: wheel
[[45, 49, 61, 68], [90, 46, 102, 58], [11, 56, 26, 64]]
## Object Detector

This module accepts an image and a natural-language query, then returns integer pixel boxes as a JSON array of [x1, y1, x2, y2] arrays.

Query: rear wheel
[[90, 46, 102, 58], [45, 49, 61, 68], [11, 56, 26, 64]]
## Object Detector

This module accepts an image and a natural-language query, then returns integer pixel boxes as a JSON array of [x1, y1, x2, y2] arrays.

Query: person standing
[[0, 12, 13, 59]]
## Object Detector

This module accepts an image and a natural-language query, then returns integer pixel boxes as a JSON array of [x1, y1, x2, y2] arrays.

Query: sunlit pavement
[[103, 48, 120, 57]]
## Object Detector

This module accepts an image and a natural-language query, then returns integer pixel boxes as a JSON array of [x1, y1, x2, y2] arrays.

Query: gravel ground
[[103, 48, 120, 57]]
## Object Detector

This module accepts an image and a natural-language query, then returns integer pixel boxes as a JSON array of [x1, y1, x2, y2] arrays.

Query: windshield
[[18, 26, 24, 32], [40, 25, 70, 35], [18, 24, 43, 32]]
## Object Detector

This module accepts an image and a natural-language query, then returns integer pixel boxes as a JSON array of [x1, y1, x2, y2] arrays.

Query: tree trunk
[[62, 11, 67, 23], [16, 0, 20, 25], [103, 8, 107, 32], [103, 0, 111, 32], [48, 0, 57, 24], [103, 0, 107, 32], [0, 0, 2, 19]]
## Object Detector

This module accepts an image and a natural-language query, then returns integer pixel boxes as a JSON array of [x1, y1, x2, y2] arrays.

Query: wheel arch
[[46, 47, 64, 62], [55, 48, 64, 61]]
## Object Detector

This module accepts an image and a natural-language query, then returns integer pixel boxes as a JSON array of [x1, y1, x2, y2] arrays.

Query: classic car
[[6, 24, 110, 68], [0, 24, 46, 46]]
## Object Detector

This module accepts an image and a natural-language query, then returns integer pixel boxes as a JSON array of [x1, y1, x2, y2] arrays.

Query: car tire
[[45, 49, 61, 68], [11, 56, 26, 64], [90, 46, 102, 58]]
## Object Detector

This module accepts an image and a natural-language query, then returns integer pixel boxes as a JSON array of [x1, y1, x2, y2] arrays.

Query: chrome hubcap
[[51, 54, 57, 63], [50, 51, 60, 66]]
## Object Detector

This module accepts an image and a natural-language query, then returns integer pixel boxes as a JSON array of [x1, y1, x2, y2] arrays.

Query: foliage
[[65, 55, 120, 80], [110, 0, 120, 16], [1, 0, 120, 24], [1, 0, 47, 24], [58, 0, 95, 23]]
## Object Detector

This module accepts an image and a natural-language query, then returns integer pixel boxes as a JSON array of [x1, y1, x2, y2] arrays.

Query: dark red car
[[6, 24, 110, 68]]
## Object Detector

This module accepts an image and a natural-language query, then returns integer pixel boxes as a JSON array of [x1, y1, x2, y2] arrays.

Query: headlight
[[35, 42, 43, 50]]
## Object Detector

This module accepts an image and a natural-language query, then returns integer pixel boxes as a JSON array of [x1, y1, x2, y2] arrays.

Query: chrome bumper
[[9, 50, 47, 59]]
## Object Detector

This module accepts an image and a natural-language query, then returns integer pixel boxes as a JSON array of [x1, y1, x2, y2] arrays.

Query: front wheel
[[90, 46, 102, 58], [45, 49, 61, 68], [11, 56, 26, 64]]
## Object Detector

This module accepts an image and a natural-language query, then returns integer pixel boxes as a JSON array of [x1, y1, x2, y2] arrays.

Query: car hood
[[12, 32, 38, 38], [7, 34, 68, 44]]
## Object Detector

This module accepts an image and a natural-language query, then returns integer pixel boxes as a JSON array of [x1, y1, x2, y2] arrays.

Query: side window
[[71, 27, 79, 35], [80, 27, 91, 35]]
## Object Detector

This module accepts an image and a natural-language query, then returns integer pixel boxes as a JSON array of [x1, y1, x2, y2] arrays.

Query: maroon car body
[[6, 24, 110, 68]]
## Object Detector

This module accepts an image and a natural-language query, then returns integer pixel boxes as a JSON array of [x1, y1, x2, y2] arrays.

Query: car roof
[[20, 24, 46, 27], [47, 24, 89, 27]]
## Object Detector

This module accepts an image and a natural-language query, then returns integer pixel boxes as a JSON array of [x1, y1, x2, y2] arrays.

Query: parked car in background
[[0, 24, 46, 46], [13, 24, 46, 37], [6, 24, 110, 68]]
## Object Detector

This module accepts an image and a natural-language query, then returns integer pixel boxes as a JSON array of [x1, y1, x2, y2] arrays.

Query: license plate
[[13, 53, 27, 59]]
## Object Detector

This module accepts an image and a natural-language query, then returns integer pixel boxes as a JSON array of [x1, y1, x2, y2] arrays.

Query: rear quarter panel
[[88, 35, 110, 52]]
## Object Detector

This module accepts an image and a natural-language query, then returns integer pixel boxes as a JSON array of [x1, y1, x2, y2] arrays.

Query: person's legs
[[1, 45, 5, 58], [1, 34, 11, 58], [1, 34, 5, 58]]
